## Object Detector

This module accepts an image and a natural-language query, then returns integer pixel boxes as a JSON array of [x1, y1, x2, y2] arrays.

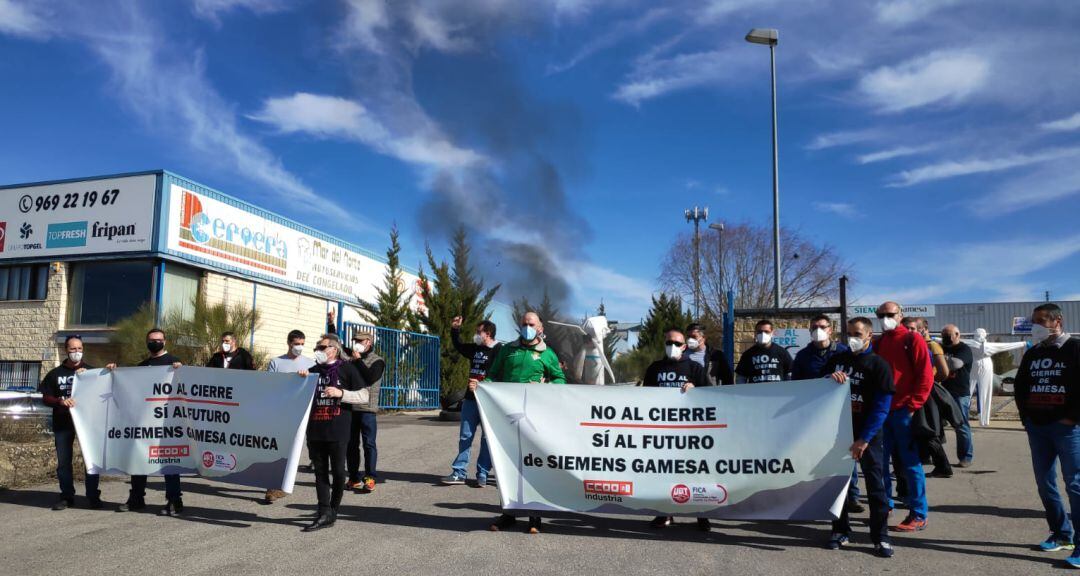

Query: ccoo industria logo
[[178, 189, 288, 275]]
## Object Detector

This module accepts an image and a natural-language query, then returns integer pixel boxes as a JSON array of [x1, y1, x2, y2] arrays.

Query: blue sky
[[2, 0, 1080, 322]]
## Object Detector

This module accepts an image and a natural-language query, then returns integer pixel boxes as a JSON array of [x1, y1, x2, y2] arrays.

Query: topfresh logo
[[177, 189, 288, 275], [46, 221, 87, 248]]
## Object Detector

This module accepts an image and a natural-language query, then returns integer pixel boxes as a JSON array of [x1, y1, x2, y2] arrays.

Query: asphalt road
[[0, 414, 1068, 576]]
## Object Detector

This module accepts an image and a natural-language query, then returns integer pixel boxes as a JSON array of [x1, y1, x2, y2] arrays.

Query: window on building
[[67, 260, 154, 327], [0, 264, 49, 301], [161, 263, 201, 322], [0, 361, 41, 392]]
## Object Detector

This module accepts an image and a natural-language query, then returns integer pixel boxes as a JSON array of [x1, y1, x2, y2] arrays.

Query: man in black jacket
[[941, 324, 975, 466], [39, 335, 100, 510], [642, 328, 712, 532], [206, 331, 255, 370], [345, 331, 384, 493], [685, 323, 734, 385], [105, 328, 184, 516], [442, 316, 501, 487]]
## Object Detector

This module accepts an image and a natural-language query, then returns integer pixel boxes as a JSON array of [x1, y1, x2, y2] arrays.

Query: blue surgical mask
[[520, 325, 538, 342]]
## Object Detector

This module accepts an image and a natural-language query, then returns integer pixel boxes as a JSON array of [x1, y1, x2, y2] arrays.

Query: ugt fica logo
[[671, 484, 691, 504]]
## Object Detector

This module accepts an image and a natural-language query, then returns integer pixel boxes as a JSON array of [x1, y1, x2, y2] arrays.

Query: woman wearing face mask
[[296, 334, 367, 532], [735, 319, 794, 383], [39, 335, 101, 511], [641, 328, 712, 531]]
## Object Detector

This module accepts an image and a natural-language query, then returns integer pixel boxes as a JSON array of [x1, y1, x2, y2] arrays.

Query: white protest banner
[[71, 366, 316, 491], [476, 379, 851, 519]]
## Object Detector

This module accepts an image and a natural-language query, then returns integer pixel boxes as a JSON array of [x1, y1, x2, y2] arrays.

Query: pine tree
[[359, 224, 415, 330]]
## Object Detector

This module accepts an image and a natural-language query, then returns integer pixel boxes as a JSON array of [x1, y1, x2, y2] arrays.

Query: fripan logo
[[46, 221, 88, 249], [91, 221, 136, 241]]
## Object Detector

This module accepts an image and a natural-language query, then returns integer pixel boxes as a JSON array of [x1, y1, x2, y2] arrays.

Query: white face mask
[[755, 332, 772, 345], [881, 317, 899, 331], [473, 333, 485, 346], [68, 352, 83, 364], [314, 350, 328, 365], [222, 342, 233, 353], [665, 344, 683, 360], [290, 344, 304, 356], [354, 343, 368, 354], [1031, 323, 1055, 343], [847, 336, 866, 353], [811, 328, 829, 343], [686, 338, 699, 350]]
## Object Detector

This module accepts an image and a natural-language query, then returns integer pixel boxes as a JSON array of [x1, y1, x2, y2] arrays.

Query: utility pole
[[685, 207, 708, 319], [708, 221, 724, 315]]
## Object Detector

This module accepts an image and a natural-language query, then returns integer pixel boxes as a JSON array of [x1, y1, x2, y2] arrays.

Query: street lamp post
[[745, 27, 782, 310], [708, 222, 724, 313], [685, 206, 708, 319]]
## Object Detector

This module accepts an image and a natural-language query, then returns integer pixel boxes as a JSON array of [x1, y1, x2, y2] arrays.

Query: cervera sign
[[0, 174, 156, 259], [164, 183, 418, 304]]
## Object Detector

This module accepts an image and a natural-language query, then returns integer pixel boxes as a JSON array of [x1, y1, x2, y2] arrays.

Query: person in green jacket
[[486, 311, 565, 535]]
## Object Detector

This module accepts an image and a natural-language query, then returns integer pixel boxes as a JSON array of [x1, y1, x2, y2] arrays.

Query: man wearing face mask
[[206, 331, 255, 370], [902, 317, 953, 478], [735, 319, 793, 383], [1014, 303, 1080, 566], [642, 328, 711, 531], [793, 315, 849, 381], [685, 323, 734, 386], [39, 335, 101, 511], [823, 317, 895, 558], [940, 325, 975, 467], [106, 328, 184, 515], [264, 330, 315, 503], [485, 311, 566, 535], [874, 302, 933, 532], [345, 331, 384, 493], [296, 334, 367, 532], [442, 316, 502, 487]]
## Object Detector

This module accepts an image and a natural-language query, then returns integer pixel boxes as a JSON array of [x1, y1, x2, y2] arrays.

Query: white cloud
[[875, 0, 963, 26], [613, 48, 746, 106], [856, 144, 933, 164], [337, 0, 390, 52], [547, 7, 670, 75], [704, 0, 784, 20], [858, 52, 989, 113], [813, 201, 862, 219], [191, 0, 287, 20], [805, 129, 879, 151], [889, 146, 1080, 187], [249, 92, 484, 169], [0, 0, 47, 38], [1041, 112, 1080, 132], [973, 159, 1080, 217]]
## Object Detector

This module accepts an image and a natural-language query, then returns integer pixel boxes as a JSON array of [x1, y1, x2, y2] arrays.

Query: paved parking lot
[[0, 413, 1067, 575]]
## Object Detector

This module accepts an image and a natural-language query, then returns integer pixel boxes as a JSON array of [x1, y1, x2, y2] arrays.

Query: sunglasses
[[876, 312, 898, 319], [664, 340, 685, 346], [314, 344, 329, 351]]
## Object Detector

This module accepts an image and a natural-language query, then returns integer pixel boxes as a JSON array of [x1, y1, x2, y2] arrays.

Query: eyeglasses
[[664, 340, 685, 346], [811, 324, 830, 330], [876, 312, 898, 319]]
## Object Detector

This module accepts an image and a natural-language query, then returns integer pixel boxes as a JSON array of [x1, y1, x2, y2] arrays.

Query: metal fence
[[0, 361, 41, 392], [341, 323, 440, 410]]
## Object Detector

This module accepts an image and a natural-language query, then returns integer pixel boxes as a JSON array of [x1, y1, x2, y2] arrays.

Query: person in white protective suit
[[962, 328, 1028, 426], [552, 316, 615, 385]]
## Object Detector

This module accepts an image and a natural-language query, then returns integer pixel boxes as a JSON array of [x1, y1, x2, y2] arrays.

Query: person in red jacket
[[874, 301, 933, 532]]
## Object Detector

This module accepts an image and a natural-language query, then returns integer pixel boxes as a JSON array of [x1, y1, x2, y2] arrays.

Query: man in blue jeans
[[1014, 303, 1080, 568], [441, 316, 501, 487], [941, 324, 975, 466]]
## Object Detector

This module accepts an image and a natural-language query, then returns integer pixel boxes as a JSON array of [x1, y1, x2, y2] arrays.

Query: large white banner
[[71, 366, 316, 491], [0, 174, 156, 259], [163, 182, 423, 311], [476, 379, 852, 519]]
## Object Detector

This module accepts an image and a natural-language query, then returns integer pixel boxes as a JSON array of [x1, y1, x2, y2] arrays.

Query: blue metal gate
[[341, 323, 441, 410]]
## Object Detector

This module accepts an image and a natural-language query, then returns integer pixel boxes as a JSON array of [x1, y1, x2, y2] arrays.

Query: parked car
[[993, 369, 1018, 396]]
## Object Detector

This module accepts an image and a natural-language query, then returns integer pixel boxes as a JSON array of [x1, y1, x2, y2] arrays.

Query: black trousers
[[833, 433, 890, 545], [926, 436, 953, 474], [54, 428, 99, 500], [309, 439, 347, 510], [347, 411, 378, 481]]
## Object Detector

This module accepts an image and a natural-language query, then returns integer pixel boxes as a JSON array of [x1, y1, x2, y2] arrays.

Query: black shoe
[[527, 516, 542, 534], [847, 499, 866, 513], [650, 516, 673, 529], [489, 513, 517, 532], [928, 468, 953, 479], [52, 498, 73, 511], [117, 500, 145, 512], [875, 542, 895, 558], [88, 498, 104, 510], [302, 509, 336, 532], [160, 499, 184, 516], [697, 518, 712, 532], [298, 464, 314, 474]]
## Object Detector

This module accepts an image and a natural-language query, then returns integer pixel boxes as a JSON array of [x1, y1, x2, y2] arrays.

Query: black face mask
[[147, 341, 165, 354]]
